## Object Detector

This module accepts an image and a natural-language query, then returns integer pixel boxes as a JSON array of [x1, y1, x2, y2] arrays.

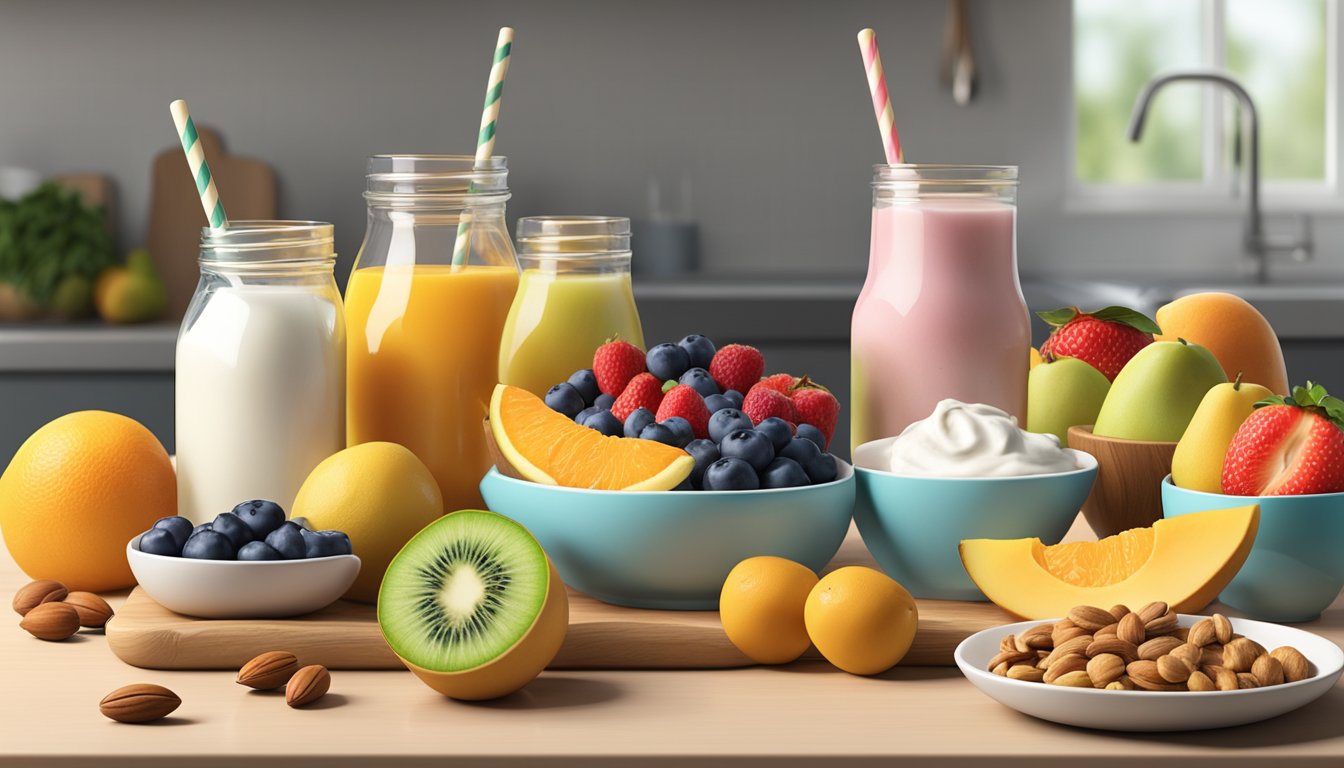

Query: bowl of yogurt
[[852, 399, 1097, 601]]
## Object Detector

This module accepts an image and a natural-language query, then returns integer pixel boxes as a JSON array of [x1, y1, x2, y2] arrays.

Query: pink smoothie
[[850, 198, 1030, 451]]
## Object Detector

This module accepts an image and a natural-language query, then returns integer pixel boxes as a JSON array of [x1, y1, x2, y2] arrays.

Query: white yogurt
[[175, 285, 345, 523], [887, 399, 1078, 478]]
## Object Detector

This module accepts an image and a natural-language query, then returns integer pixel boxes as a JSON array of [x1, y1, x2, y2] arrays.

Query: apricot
[[804, 567, 918, 675], [719, 557, 818, 664], [1155, 293, 1288, 394]]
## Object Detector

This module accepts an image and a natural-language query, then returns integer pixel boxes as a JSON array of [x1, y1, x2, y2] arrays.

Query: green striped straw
[[451, 27, 514, 266], [169, 99, 229, 230]]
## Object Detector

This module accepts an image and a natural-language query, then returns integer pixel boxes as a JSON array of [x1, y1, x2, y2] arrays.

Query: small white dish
[[127, 534, 361, 619], [955, 614, 1344, 732]]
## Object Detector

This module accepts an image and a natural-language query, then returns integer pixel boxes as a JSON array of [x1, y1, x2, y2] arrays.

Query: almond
[[100, 684, 180, 723], [1270, 646, 1313, 683], [1157, 654, 1193, 683], [1085, 636, 1138, 663], [19, 601, 80, 641], [992, 661, 1009, 676], [999, 634, 1018, 653], [1105, 676, 1135, 691], [1224, 638, 1260, 673], [1252, 654, 1285, 687], [1043, 654, 1087, 684], [1186, 618, 1216, 647], [1043, 635, 1093, 667], [1018, 624, 1054, 650], [1117, 612, 1146, 646], [1127, 662, 1185, 692], [1187, 670, 1216, 691], [1136, 601, 1169, 624], [1050, 670, 1094, 688], [1006, 664, 1045, 683], [1214, 667, 1239, 691], [237, 651, 300, 690], [1170, 643, 1203, 671], [1052, 619, 1088, 647], [1137, 635, 1182, 661], [1068, 605, 1115, 632], [1094, 623, 1119, 639], [987, 648, 1035, 671], [1143, 611, 1179, 636], [64, 592, 114, 629], [1172, 626, 1190, 642], [1200, 645, 1224, 668], [285, 665, 330, 708], [1086, 653, 1125, 687], [1109, 604, 1132, 621], [1237, 672, 1260, 689], [12, 579, 67, 616], [1213, 613, 1234, 645]]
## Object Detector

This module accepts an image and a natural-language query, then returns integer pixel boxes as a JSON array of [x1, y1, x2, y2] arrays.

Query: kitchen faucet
[[1126, 71, 1312, 283]]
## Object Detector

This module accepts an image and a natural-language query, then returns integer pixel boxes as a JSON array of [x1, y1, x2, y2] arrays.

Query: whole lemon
[[804, 566, 918, 675], [292, 442, 443, 603], [0, 411, 175, 591], [719, 556, 818, 664]]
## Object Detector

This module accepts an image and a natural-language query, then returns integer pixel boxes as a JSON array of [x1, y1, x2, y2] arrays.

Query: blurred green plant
[[0, 183, 116, 307]]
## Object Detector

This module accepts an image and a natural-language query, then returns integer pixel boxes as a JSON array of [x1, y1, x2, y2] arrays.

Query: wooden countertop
[[2, 520, 1342, 767]]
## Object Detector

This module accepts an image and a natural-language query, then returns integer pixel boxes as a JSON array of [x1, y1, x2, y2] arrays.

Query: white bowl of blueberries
[[127, 500, 361, 619]]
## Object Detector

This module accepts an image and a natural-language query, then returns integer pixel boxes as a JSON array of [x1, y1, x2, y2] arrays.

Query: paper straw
[[856, 29, 904, 164], [451, 27, 515, 266], [169, 99, 229, 230]]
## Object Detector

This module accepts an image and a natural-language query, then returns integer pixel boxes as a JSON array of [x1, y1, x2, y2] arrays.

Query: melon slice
[[959, 505, 1259, 620], [489, 384, 693, 491]]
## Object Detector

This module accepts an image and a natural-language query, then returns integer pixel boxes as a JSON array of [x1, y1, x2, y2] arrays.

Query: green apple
[[1027, 356, 1111, 447], [1092, 339, 1228, 441]]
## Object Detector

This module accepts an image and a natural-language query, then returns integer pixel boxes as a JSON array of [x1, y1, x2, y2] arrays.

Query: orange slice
[[489, 384, 693, 491], [959, 505, 1259, 620]]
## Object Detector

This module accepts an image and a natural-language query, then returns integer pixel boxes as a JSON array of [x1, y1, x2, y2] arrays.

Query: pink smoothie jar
[[850, 165, 1029, 452]]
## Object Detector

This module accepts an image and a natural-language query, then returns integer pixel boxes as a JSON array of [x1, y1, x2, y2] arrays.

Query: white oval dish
[[955, 614, 1343, 732], [127, 533, 361, 619]]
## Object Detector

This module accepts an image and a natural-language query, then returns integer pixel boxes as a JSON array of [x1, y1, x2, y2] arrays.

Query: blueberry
[[678, 367, 720, 398], [300, 528, 343, 558], [152, 515, 193, 549], [639, 422, 680, 446], [685, 439, 720, 490], [646, 343, 691, 381], [703, 393, 733, 414], [237, 541, 284, 561], [139, 527, 183, 557], [780, 437, 839, 484], [624, 407, 656, 438], [211, 512, 255, 550], [230, 500, 287, 538], [755, 417, 795, 452], [761, 457, 810, 488], [660, 417, 694, 448], [796, 424, 827, 451], [182, 530, 236, 560], [723, 389, 744, 410], [678, 334, 717, 370], [191, 522, 213, 538], [594, 393, 616, 410], [264, 521, 308, 560], [318, 530, 353, 556], [586, 410, 624, 437], [703, 457, 760, 491], [289, 517, 314, 531], [708, 408, 754, 444], [719, 429, 776, 472], [567, 369, 600, 405], [544, 382, 586, 419], [575, 405, 601, 425]]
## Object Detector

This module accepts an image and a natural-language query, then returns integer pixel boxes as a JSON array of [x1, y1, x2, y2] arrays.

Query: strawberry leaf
[[1255, 381, 1344, 429], [1087, 306, 1163, 335], [1036, 307, 1080, 327]]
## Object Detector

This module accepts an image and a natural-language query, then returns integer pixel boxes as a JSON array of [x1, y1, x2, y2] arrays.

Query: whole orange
[[719, 556, 819, 664], [804, 566, 918, 675], [0, 411, 175, 591]]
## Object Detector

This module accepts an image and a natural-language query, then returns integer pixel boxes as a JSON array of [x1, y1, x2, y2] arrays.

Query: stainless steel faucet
[[1127, 71, 1312, 283]]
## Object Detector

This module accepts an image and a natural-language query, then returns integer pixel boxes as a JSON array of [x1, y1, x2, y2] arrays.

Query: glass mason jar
[[175, 221, 345, 524], [499, 216, 645, 397], [850, 165, 1029, 452], [345, 155, 519, 511]]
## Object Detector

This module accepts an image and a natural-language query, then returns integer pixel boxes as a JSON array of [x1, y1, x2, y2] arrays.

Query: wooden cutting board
[[105, 526, 1015, 671]]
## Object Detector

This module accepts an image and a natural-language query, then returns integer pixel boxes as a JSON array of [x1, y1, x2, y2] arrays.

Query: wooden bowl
[[1067, 425, 1177, 538]]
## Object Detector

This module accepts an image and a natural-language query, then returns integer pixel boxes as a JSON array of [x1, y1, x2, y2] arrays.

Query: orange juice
[[345, 264, 519, 510]]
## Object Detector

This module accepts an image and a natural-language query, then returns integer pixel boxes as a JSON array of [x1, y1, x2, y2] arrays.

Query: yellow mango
[[1172, 376, 1274, 493]]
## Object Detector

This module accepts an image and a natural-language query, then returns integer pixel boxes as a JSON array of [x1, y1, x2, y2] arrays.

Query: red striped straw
[[857, 28, 904, 164]]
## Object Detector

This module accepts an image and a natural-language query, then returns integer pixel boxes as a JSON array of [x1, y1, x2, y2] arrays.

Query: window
[[1073, 0, 1332, 200]]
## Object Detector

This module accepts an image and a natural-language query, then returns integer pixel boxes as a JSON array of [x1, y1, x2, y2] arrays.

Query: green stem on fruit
[[1233, 371, 1244, 390]]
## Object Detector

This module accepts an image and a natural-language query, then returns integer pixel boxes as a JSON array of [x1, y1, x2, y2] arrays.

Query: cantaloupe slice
[[959, 505, 1259, 620]]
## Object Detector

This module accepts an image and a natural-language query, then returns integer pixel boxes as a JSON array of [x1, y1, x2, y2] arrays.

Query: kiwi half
[[377, 509, 568, 700]]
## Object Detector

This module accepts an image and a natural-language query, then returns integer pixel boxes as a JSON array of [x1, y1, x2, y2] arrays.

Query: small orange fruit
[[719, 556, 818, 665], [0, 411, 175, 591], [804, 566, 918, 675]]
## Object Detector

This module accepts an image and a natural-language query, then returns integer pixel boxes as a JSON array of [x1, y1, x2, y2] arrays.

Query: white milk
[[175, 285, 345, 523]]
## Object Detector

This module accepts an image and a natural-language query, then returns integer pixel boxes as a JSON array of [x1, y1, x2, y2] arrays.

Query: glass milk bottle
[[499, 216, 645, 397], [344, 155, 519, 511], [850, 165, 1029, 451], [175, 222, 345, 523]]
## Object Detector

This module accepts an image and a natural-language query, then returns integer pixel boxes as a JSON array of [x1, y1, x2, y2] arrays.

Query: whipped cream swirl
[[888, 399, 1078, 478]]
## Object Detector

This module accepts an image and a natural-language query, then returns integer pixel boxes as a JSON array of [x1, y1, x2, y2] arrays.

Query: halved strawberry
[[1038, 306, 1159, 381], [1222, 382, 1344, 496]]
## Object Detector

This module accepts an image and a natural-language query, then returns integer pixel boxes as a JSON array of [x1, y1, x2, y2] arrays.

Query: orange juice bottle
[[499, 217, 644, 397], [345, 155, 518, 510]]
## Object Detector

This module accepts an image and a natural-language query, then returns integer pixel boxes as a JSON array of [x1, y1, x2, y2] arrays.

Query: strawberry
[[742, 384, 797, 425], [709, 344, 765, 395], [593, 339, 647, 396], [1037, 306, 1159, 381], [789, 377, 839, 449], [656, 384, 711, 439], [1222, 382, 1344, 496], [757, 373, 797, 394], [611, 372, 665, 422]]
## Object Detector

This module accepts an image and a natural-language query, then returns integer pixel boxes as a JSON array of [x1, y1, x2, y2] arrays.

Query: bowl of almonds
[[954, 602, 1343, 732]]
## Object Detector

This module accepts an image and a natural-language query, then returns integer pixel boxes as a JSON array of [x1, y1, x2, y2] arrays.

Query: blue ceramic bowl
[[478, 462, 855, 610], [852, 439, 1097, 601], [1161, 475, 1344, 622]]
